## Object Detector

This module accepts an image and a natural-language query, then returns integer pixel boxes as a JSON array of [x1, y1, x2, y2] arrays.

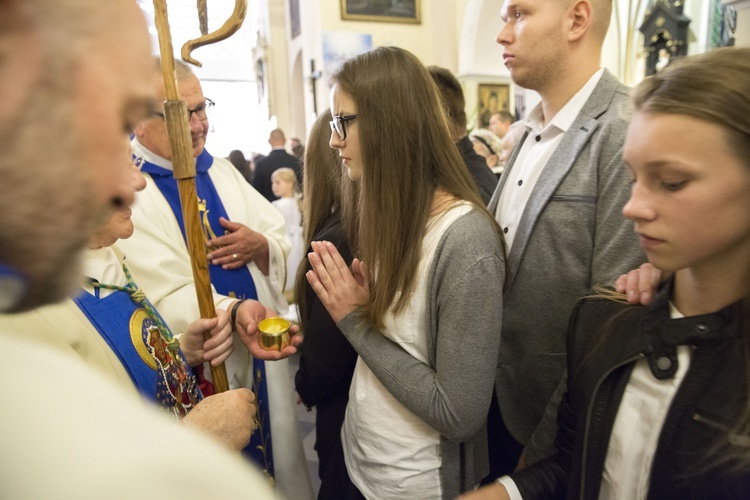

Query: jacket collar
[[490, 70, 629, 287], [640, 279, 743, 379]]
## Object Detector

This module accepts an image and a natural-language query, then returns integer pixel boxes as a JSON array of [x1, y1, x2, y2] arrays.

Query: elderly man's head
[[0, 0, 154, 311], [135, 60, 210, 160]]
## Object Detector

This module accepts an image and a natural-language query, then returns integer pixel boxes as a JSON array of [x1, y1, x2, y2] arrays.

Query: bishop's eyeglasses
[[153, 98, 215, 121], [329, 114, 357, 140]]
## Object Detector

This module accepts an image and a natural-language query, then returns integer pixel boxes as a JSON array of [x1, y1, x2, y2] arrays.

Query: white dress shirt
[[495, 69, 604, 249], [599, 304, 690, 499]]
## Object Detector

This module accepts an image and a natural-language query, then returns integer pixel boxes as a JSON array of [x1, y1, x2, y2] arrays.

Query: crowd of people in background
[[1, 0, 749, 499]]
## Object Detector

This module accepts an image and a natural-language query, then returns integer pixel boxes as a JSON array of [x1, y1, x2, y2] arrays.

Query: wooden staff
[[152, 0, 247, 393]]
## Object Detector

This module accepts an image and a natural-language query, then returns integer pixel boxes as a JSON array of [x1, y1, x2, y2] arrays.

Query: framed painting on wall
[[340, 0, 421, 24], [477, 83, 510, 129]]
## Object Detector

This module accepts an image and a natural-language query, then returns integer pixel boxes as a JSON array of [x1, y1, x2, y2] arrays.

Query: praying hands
[[305, 241, 369, 323]]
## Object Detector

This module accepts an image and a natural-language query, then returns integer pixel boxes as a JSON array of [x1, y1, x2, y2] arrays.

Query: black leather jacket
[[512, 281, 750, 499]]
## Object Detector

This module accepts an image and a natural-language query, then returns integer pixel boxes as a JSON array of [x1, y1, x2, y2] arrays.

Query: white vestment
[[116, 138, 313, 499], [0, 331, 278, 500], [0, 246, 203, 399], [0, 284, 137, 395]]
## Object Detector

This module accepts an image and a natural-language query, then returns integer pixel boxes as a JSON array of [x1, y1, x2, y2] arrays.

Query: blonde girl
[[271, 168, 303, 292]]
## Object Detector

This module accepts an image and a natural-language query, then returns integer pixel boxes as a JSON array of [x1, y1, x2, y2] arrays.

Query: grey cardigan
[[337, 209, 505, 499]]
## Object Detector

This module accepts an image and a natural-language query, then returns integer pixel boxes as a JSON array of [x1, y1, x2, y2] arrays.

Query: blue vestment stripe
[[139, 150, 273, 477], [140, 149, 259, 302], [73, 289, 202, 410], [0, 263, 23, 279]]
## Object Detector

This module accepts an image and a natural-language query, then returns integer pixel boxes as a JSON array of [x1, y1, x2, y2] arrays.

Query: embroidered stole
[[137, 149, 274, 478], [73, 287, 201, 417], [140, 150, 259, 299]]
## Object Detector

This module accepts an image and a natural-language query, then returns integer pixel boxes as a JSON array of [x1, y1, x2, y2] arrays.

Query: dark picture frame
[[340, 0, 421, 24], [477, 83, 510, 129]]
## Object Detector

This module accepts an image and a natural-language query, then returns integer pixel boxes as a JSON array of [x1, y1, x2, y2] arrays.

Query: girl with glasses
[[306, 46, 507, 498]]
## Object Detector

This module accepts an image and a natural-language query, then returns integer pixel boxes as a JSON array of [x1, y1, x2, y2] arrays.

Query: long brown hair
[[294, 109, 357, 332], [330, 46, 504, 329], [633, 46, 750, 470]]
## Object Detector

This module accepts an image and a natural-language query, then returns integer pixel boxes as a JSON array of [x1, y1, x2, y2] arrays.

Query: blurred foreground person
[[0, 0, 277, 498], [1, 153, 257, 451]]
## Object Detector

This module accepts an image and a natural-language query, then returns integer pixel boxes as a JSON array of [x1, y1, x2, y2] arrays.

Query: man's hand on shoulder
[[614, 262, 662, 305]]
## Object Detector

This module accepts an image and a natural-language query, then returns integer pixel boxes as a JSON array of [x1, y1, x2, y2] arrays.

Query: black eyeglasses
[[153, 97, 215, 121], [329, 114, 357, 140]]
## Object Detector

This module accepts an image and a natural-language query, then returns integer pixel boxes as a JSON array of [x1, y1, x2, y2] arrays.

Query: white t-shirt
[[343, 202, 472, 499]]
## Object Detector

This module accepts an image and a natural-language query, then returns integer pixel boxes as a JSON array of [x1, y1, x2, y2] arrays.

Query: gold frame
[[477, 83, 510, 130], [340, 0, 421, 24]]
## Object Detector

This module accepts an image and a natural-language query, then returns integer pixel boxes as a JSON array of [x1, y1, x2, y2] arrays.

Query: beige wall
[[263, 0, 292, 137], [275, 0, 470, 137], [267, 0, 716, 141], [725, 0, 750, 47], [317, 0, 461, 67]]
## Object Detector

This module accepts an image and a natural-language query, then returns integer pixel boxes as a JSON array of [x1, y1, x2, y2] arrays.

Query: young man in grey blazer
[[483, 0, 645, 484]]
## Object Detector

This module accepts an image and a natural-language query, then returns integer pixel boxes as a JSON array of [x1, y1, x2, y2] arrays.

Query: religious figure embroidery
[[253, 366, 274, 485]]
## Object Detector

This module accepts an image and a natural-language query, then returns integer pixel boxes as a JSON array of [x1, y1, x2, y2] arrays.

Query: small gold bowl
[[258, 317, 291, 351]]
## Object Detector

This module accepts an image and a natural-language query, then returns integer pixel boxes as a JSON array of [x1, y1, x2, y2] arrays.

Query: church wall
[[727, 0, 750, 47], [266, 0, 716, 144], [278, 0, 467, 136]]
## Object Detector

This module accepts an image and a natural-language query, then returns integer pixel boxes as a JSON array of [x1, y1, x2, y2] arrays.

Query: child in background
[[271, 168, 304, 295]]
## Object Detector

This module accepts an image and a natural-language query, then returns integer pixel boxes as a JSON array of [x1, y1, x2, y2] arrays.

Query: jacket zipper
[[580, 353, 644, 500]]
